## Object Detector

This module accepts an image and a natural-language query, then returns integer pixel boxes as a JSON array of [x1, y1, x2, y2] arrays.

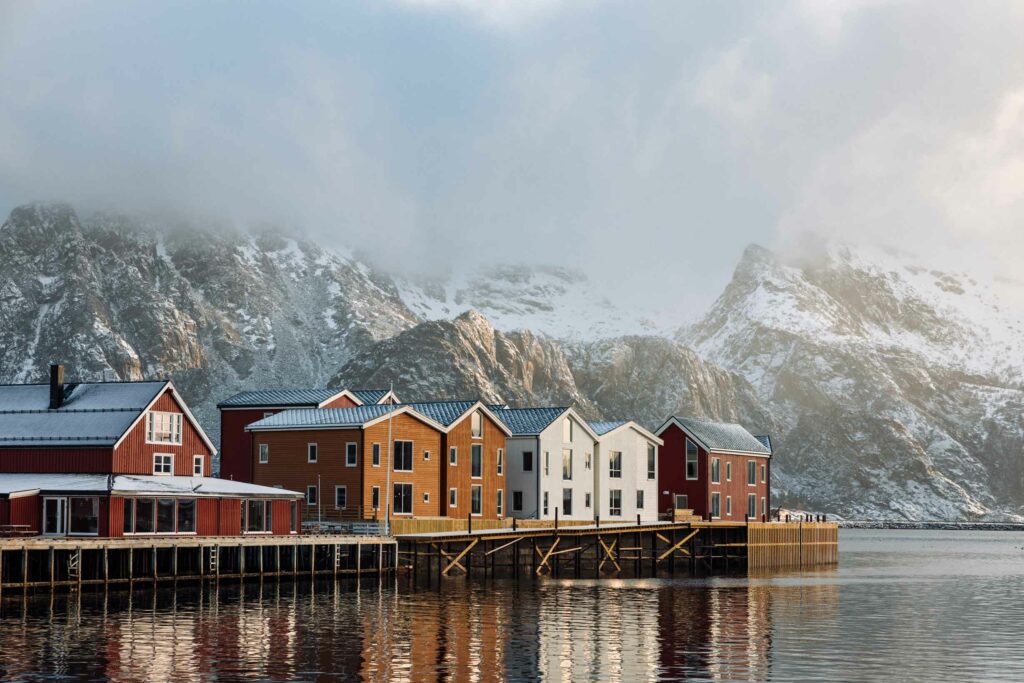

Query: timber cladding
[[442, 410, 507, 521], [363, 413, 443, 518], [114, 388, 213, 476]]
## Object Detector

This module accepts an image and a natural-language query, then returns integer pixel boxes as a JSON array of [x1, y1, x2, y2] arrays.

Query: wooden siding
[[113, 388, 214, 476], [219, 408, 275, 482], [0, 447, 113, 474], [364, 413, 443, 519], [442, 410, 506, 520], [322, 395, 359, 409], [9, 494, 40, 532]]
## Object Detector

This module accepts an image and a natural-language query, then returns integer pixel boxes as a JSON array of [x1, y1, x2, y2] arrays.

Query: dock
[[398, 520, 838, 578], [0, 534, 397, 594]]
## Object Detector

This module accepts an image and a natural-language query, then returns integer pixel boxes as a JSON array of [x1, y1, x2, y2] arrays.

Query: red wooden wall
[[0, 448, 113, 474], [113, 389, 213, 476]]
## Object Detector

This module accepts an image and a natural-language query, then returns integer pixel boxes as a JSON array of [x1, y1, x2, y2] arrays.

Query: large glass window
[[563, 418, 573, 442], [562, 449, 573, 480], [69, 497, 98, 535], [244, 499, 273, 533], [394, 440, 413, 471], [471, 411, 483, 438], [711, 492, 721, 519], [748, 494, 757, 519], [686, 440, 699, 480], [562, 488, 573, 516], [748, 461, 757, 486], [471, 444, 483, 478], [609, 490, 622, 516], [647, 444, 656, 480], [711, 457, 721, 484], [636, 490, 645, 510], [177, 499, 196, 533], [609, 451, 622, 479], [135, 498, 155, 533], [157, 499, 176, 533], [394, 483, 413, 514], [147, 411, 182, 444], [471, 485, 482, 515]]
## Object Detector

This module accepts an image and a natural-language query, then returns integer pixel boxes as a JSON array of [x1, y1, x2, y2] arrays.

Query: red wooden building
[[655, 416, 772, 521], [0, 365, 303, 537], [217, 388, 397, 483]]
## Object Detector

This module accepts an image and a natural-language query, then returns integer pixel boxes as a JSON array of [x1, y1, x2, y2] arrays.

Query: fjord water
[[1, 530, 1023, 681]]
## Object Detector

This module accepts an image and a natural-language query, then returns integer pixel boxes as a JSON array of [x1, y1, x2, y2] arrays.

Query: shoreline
[[839, 520, 1024, 531]]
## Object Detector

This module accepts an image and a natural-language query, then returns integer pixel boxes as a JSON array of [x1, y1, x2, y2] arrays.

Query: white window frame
[[423, 491, 430, 504], [542, 491, 549, 516], [748, 460, 757, 486], [544, 451, 550, 476], [585, 492, 591, 508], [636, 489, 644, 509], [562, 448, 573, 480], [726, 461, 732, 481], [675, 494, 688, 510], [748, 493, 757, 519], [258, 443, 269, 464], [346, 442, 358, 467], [307, 443, 318, 464], [585, 452, 592, 470], [242, 499, 274, 535], [306, 485, 318, 506], [393, 483, 414, 516], [153, 453, 174, 476], [647, 444, 656, 480], [193, 454, 204, 476], [372, 443, 381, 467], [334, 485, 347, 510], [711, 492, 721, 519], [450, 446, 458, 466], [449, 487, 458, 508], [470, 484, 483, 516], [497, 448, 504, 475], [711, 457, 721, 484], [761, 496, 767, 517], [146, 411, 183, 445], [761, 463, 767, 483], [371, 486, 380, 511], [471, 411, 483, 438], [563, 418, 573, 443], [685, 439, 699, 480], [725, 495, 732, 517], [609, 451, 622, 479], [496, 489, 503, 517], [609, 489, 622, 517], [471, 444, 483, 479], [423, 449, 430, 461]]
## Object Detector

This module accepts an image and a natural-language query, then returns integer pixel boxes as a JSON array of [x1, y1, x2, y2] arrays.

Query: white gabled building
[[494, 407, 600, 521], [590, 421, 663, 522]]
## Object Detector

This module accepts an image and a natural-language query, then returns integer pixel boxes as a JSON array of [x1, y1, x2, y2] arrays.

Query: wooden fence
[[746, 522, 838, 569]]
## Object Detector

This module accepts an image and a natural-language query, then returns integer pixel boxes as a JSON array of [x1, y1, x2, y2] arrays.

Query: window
[[544, 451, 550, 475], [346, 442, 358, 467], [423, 450, 430, 461], [177, 499, 196, 533], [471, 411, 483, 438], [496, 489, 504, 517], [674, 494, 688, 510], [450, 488, 458, 508], [609, 451, 622, 479], [647, 444, 656, 480], [711, 492, 721, 519], [497, 448, 504, 475], [513, 491, 523, 511], [726, 462, 732, 481], [306, 486, 318, 506], [542, 491, 549, 516], [523, 451, 533, 472], [259, 444, 269, 464], [609, 490, 622, 516], [450, 446, 458, 465], [471, 444, 483, 478], [423, 491, 430, 503], [193, 455, 204, 476], [393, 483, 413, 515], [371, 486, 380, 511], [394, 440, 413, 471], [335, 486, 347, 509], [748, 494, 757, 519], [153, 453, 173, 475], [307, 443, 318, 464], [135, 498, 155, 533], [157, 499, 176, 533], [726, 496, 732, 516], [585, 492, 591, 508], [761, 464, 766, 483], [636, 490, 645, 509], [245, 499, 273, 533], [585, 452, 592, 470], [147, 411, 182, 444], [290, 501, 298, 533], [686, 440, 699, 480], [471, 485, 482, 515], [563, 418, 573, 442], [372, 443, 381, 467], [711, 457, 721, 484], [562, 488, 573, 516], [748, 461, 757, 486], [562, 448, 573, 480], [761, 497, 766, 517], [69, 497, 99, 535]]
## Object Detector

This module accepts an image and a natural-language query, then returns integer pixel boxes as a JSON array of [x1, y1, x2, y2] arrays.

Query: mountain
[[682, 244, 1024, 520]]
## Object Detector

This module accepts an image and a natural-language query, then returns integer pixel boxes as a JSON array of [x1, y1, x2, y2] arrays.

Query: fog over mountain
[[3, 202, 1022, 521]]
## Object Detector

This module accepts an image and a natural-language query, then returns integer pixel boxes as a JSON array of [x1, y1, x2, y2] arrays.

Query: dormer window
[[471, 411, 483, 438], [147, 412, 182, 445]]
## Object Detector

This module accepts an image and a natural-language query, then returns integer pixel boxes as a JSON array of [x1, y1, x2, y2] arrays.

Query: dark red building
[[0, 365, 302, 537], [217, 388, 397, 483], [655, 416, 772, 521]]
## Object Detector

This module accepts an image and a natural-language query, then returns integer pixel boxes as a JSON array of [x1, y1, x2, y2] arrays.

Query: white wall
[[505, 436, 540, 518], [594, 426, 659, 522], [537, 413, 595, 521]]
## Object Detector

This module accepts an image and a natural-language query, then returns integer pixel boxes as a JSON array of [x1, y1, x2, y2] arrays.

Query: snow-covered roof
[[754, 435, 773, 452], [218, 388, 395, 409], [0, 473, 302, 498], [0, 381, 167, 447], [657, 416, 771, 456]]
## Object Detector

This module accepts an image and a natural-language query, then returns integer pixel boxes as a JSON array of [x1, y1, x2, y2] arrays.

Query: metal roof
[[492, 407, 569, 436], [754, 435, 773, 452], [663, 417, 771, 455], [0, 381, 168, 447], [589, 420, 628, 436], [245, 404, 405, 430], [218, 388, 392, 408], [403, 401, 478, 427], [351, 389, 391, 404]]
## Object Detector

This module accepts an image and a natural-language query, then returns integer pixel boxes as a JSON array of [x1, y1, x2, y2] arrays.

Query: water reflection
[[3, 533, 1023, 681]]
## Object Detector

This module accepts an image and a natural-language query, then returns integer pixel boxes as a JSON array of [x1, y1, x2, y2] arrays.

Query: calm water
[[2, 530, 1024, 681]]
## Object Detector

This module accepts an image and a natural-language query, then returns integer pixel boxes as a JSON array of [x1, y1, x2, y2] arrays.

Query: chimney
[[49, 364, 65, 410]]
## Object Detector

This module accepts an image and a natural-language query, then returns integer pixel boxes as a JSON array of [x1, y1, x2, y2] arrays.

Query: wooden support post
[[173, 546, 179, 580], [0, 548, 4, 600], [105, 547, 110, 587], [442, 539, 479, 576], [378, 540, 383, 575], [535, 537, 561, 576], [276, 545, 281, 576], [293, 545, 298, 576], [128, 547, 134, 583], [258, 544, 264, 577], [598, 537, 621, 572], [651, 530, 658, 575], [239, 544, 245, 579], [356, 542, 362, 575], [152, 546, 158, 581], [310, 544, 316, 579], [22, 549, 29, 587], [49, 546, 55, 588], [657, 530, 698, 563], [78, 546, 83, 590]]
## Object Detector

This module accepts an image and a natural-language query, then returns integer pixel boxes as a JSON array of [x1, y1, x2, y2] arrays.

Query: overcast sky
[[2, 1, 1024, 314]]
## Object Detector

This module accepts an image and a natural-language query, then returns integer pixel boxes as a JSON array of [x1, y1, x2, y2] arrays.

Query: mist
[[2, 1, 1024, 315]]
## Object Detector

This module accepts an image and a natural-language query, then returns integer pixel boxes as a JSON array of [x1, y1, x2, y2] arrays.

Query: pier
[[398, 520, 838, 578], [0, 534, 397, 594]]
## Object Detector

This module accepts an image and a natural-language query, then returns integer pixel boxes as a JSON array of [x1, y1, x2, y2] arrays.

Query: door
[[43, 497, 67, 535]]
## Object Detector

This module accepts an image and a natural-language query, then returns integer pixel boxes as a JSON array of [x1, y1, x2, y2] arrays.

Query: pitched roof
[[0, 381, 168, 447], [492, 407, 569, 436], [589, 420, 628, 436], [659, 416, 771, 456], [245, 404, 406, 430], [0, 473, 302, 498], [218, 388, 395, 408], [754, 435, 773, 452], [403, 401, 478, 427], [351, 389, 392, 404]]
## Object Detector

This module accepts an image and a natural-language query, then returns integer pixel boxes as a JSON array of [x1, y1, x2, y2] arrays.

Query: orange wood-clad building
[[655, 416, 772, 522], [246, 401, 512, 521], [217, 388, 397, 483], [0, 365, 303, 537]]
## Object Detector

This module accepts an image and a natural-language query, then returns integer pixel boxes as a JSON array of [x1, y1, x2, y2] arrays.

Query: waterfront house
[[218, 387, 398, 483], [0, 365, 303, 537], [589, 420, 663, 522], [655, 416, 772, 521], [495, 407, 599, 521]]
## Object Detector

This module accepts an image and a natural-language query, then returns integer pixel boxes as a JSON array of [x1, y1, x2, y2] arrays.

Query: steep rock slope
[[682, 244, 1024, 520]]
